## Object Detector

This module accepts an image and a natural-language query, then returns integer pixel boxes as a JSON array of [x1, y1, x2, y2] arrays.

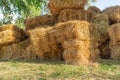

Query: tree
[[0, 0, 48, 27]]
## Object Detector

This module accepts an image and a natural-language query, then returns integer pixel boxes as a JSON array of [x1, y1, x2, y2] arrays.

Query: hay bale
[[58, 9, 89, 22], [108, 23, 120, 46], [0, 24, 26, 46], [87, 6, 101, 21], [91, 14, 109, 42], [24, 15, 58, 30], [49, 20, 100, 44], [48, 0, 88, 14], [0, 39, 36, 60], [29, 27, 63, 60], [63, 40, 99, 65], [110, 45, 120, 60], [103, 6, 120, 25], [91, 14, 110, 59]]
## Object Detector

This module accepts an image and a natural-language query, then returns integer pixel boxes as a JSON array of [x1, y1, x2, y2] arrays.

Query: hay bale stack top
[[24, 15, 58, 30], [103, 6, 120, 25], [0, 24, 26, 46], [48, 0, 88, 14]]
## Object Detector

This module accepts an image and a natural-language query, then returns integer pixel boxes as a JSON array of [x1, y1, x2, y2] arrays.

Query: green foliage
[[0, 0, 48, 27]]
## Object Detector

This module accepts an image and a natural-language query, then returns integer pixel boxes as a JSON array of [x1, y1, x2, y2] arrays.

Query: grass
[[0, 59, 120, 80]]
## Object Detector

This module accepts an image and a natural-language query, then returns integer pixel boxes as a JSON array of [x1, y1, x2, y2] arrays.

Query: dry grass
[[0, 59, 120, 80], [48, 0, 87, 14]]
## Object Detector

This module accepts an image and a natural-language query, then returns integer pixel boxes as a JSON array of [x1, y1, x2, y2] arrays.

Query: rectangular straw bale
[[49, 20, 100, 44], [91, 14, 109, 42], [108, 23, 120, 46], [110, 45, 120, 60], [63, 39, 99, 49], [0, 39, 36, 60], [58, 9, 89, 22], [0, 24, 26, 46], [103, 6, 120, 25], [29, 27, 63, 60], [63, 48, 99, 65], [48, 0, 87, 14], [24, 15, 58, 30]]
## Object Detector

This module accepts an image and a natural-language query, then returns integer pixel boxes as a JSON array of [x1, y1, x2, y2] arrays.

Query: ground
[[0, 59, 120, 80]]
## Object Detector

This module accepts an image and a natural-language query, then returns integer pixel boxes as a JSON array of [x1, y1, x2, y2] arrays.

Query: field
[[0, 59, 120, 80]]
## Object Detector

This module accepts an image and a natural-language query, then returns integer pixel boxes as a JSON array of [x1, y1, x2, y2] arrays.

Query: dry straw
[[110, 45, 120, 60], [91, 14, 109, 42], [63, 40, 99, 65], [24, 15, 58, 30], [49, 20, 100, 44], [29, 27, 63, 60], [58, 9, 89, 22], [0, 24, 26, 46], [0, 39, 36, 60], [87, 6, 101, 21], [48, 0, 87, 14], [103, 6, 120, 25], [108, 23, 120, 60], [108, 23, 120, 46]]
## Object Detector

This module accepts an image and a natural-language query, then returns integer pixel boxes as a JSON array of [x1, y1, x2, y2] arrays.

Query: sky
[[0, 0, 120, 20], [92, 0, 120, 10]]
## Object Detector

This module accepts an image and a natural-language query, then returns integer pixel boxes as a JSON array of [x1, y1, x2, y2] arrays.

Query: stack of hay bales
[[28, 20, 100, 64], [24, 15, 58, 30], [0, 24, 26, 46], [108, 23, 120, 60], [103, 6, 120, 25], [49, 21, 100, 65], [0, 25, 36, 60], [48, 0, 89, 22], [0, 39, 36, 60], [91, 14, 110, 59]]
